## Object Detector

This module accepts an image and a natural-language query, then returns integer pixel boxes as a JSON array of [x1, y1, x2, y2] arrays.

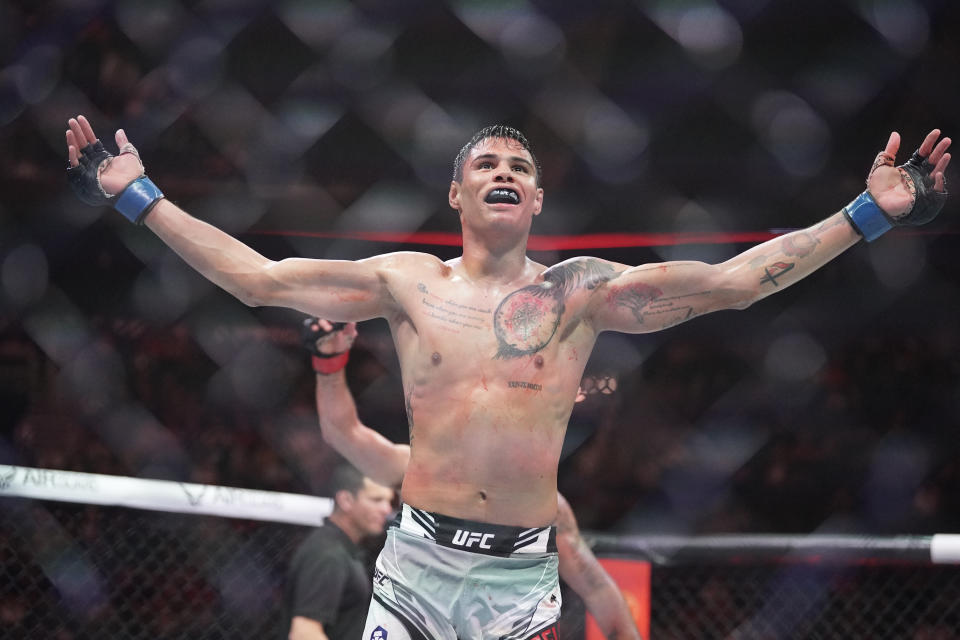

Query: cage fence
[[3, 465, 960, 640]]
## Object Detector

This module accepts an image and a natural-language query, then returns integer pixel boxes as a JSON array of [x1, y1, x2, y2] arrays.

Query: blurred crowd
[[2, 4, 960, 640], [2, 0, 960, 539], [562, 322, 960, 535], [4, 301, 959, 537]]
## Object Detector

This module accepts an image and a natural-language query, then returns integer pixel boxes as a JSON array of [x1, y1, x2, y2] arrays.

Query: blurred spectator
[[282, 464, 393, 640]]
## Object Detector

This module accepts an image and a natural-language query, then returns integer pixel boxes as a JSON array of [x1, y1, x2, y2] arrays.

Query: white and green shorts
[[362, 504, 562, 640]]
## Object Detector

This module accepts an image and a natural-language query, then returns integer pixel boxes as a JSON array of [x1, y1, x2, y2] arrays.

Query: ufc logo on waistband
[[451, 529, 494, 549]]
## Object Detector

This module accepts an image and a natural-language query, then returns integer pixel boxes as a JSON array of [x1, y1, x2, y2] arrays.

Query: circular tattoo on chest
[[493, 285, 562, 359]]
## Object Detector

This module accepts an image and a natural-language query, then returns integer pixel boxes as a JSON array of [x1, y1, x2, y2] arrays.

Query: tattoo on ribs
[[760, 261, 795, 287], [493, 258, 618, 359], [405, 388, 415, 442]]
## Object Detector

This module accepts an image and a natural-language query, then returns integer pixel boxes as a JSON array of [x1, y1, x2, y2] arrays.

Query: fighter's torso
[[381, 253, 619, 527]]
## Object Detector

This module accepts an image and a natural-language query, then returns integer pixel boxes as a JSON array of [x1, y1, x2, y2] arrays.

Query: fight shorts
[[362, 504, 562, 640]]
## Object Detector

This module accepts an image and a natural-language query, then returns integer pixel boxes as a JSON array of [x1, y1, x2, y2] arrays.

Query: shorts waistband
[[395, 504, 557, 556]]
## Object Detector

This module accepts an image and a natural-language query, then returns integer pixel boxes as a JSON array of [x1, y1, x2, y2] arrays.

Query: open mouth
[[484, 187, 520, 205]]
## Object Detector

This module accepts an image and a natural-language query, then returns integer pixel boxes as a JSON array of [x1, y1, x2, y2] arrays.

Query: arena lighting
[[250, 228, 949, 250]]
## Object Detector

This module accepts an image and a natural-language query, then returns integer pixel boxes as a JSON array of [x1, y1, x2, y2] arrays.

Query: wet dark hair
[[452, 125, 542, 186], [329, 463, 365, 502]]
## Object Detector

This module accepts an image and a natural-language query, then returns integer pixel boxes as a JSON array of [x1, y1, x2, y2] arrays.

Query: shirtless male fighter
[[303, 317, 642, 640], [65, 115, 949, 639]]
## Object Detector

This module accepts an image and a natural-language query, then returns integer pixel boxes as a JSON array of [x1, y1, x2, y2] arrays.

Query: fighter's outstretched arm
[[65, 115, 399, 321], [147, 202, 395, 319], [305, 319, 409, 488], [586, 130, 951, 334], [555, 494, 642, 640]]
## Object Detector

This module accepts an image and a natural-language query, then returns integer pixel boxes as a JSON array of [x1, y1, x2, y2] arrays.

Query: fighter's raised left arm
[[586, 129, 951, 334]]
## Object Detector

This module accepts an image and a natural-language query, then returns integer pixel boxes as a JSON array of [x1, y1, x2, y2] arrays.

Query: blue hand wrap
[[842, 191, 892, 242], [114, 176, 165, 224]]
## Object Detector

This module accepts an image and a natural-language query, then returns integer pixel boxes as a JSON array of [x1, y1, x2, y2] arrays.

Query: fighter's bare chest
[[406, 278, 567, 360]]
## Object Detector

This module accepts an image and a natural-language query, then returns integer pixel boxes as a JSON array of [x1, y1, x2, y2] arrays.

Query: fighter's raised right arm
[[146, 202, 395, 319], [66, 115, 400, 321]]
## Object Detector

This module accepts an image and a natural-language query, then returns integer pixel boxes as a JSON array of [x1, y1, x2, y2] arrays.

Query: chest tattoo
[[493, 285, 562, 358], [493, 258, 618, 359], [418, 282, 491, 332]]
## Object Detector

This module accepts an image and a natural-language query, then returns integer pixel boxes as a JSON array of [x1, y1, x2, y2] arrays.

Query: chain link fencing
[[2, 498, 306, 640], [650, 562, 959, 639], [5, 482, 960, 639]]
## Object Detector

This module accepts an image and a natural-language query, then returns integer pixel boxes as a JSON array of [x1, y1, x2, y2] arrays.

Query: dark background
[[2, 0, 959, 536]]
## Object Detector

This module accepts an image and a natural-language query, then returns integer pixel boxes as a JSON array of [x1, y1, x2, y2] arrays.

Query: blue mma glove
[[66, 140, 164, 225], [843, 147, 949, 242]]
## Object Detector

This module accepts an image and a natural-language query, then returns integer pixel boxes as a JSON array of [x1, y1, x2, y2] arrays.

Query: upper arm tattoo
[[543, 259, 619, 297], [492, 258, 618, 359], [606, 282, 663, 323], [606, 283, 704, 328]]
